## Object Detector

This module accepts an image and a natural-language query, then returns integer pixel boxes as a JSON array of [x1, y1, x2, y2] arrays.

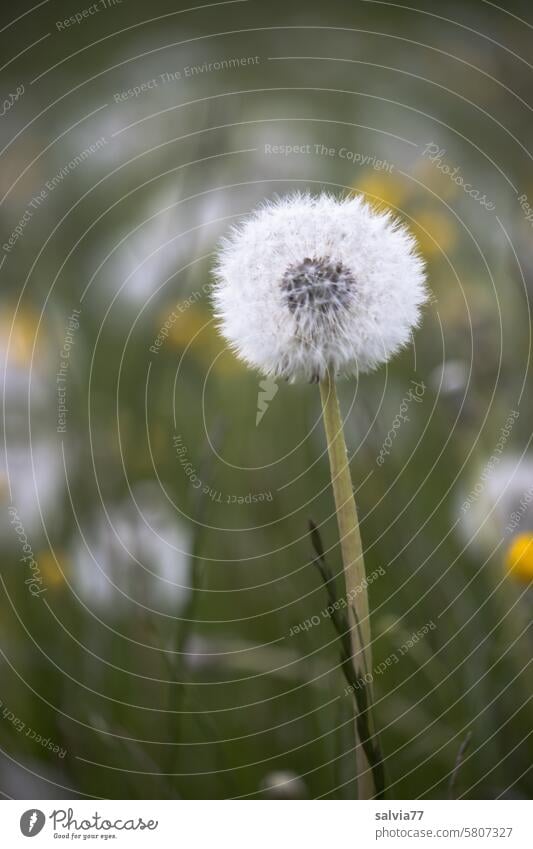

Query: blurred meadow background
[[0, 0, 532, 799]]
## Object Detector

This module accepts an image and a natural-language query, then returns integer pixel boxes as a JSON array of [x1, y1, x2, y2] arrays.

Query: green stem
[[319, 370, 375, 799]]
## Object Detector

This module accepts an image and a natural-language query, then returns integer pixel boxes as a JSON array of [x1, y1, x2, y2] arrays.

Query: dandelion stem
[[319, 369, 375, 799]]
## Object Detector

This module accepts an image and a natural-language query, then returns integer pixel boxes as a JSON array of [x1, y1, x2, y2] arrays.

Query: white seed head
[[212, 192, 427, 382]]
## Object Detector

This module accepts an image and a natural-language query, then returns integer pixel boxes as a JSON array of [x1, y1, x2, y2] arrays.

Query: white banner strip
[[0, 799, 530, 847]]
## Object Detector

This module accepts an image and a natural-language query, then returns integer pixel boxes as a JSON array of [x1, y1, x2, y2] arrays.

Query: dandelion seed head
[[212, 192, 427, 382], [281, 256, 356, 316]]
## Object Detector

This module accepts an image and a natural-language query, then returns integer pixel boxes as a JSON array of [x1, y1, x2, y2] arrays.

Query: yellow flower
[[37, 550, 67, 588], [0, 474, 8, 504], [505, 534, 533, 583], [165, 304, 243, 376], [353, 173, 410, 211], [411, 209, 457, 259], [0, 310, 41, 367], [411, 160, 459, 200], [166, 304, 212, 349]]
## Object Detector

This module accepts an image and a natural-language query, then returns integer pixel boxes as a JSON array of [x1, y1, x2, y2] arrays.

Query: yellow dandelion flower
[[166, 303, 211, 349], [165, 304, 243, 376], [37, 550, 67, 589], [411, 209, 457, 259], [0, 310, 41, 367], [505, 533, 533, 583], [353, 173, 410, 211], [411, 160, 459, 200]]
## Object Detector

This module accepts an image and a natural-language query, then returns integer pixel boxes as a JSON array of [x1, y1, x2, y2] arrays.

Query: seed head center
[[281, 256, 355, 317]]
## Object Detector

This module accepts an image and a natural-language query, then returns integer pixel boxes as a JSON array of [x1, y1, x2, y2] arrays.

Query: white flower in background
[[103, 193, 185, 304], [457, 455, 533, 553], [100, 189, 233, 305], [259, 770, 307, 799], [429, 359, 469, 397], [1, 440, 64, 540], [212, 193, 427, 382], [71, 482, 191, 614], [0, 312, 64, 540], [457, 454, 533, 584]]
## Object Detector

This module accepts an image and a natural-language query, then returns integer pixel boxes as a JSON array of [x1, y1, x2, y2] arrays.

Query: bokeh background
[[1, 0, 532, 799]]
